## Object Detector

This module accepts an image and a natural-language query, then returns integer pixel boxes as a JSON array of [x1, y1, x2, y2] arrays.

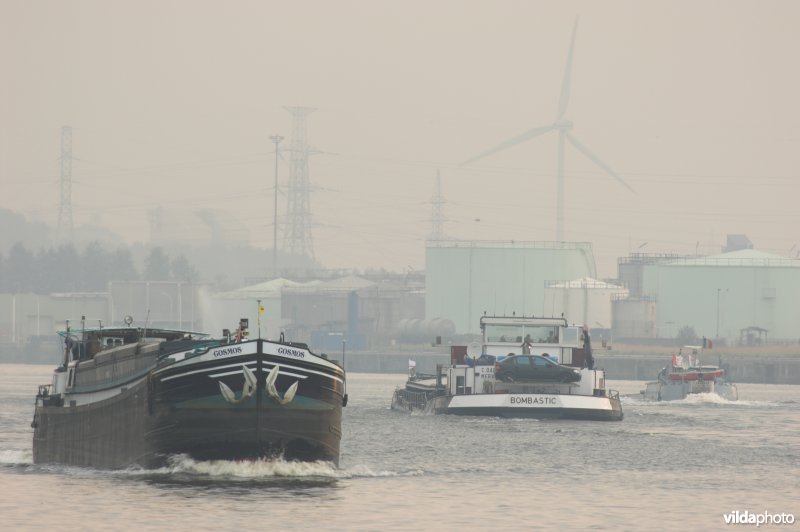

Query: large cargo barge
[[32, 317, 346, 469]]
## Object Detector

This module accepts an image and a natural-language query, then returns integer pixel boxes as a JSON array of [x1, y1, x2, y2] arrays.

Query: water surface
[[1, 365, 797, 530]]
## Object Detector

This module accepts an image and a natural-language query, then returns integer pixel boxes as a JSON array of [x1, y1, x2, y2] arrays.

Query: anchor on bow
[[219, 364, 257, 404], [265, 364, 299, 405]]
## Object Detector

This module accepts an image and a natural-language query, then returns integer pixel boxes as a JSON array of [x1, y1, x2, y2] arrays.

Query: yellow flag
[[258, 305, 265, 315]]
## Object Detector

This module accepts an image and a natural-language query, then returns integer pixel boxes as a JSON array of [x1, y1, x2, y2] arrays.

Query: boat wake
[[677, 392, 734, 405], [0, 449, 33, 465], [621, 393, 780, 408], [670, 394, 780, 407], [1, 449, 413, 479], [343, 463, 424, 478], [620, 394, 647, 405], [124, 455, 412, 480], [151, 454, 342, 478]]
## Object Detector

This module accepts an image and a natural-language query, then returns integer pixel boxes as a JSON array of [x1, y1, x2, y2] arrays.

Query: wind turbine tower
[[429, 169, 446, 241], [461, 17, 635, 242], [56, 125, 74, 245], [283, 106, 317, 259]]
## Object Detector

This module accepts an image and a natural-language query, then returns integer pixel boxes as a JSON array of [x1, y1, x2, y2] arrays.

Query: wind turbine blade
[[557, 16, 580, 120], [460, 125, 555, 166], [566, 133, 635, 193]]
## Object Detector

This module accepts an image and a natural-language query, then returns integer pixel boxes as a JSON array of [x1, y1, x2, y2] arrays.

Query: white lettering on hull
[[509, 396, 558, 405], [447, 394, 612, 410]]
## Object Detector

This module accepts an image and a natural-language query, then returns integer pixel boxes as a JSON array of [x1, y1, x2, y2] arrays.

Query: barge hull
[[425, 393, 623, 421], [33, 352, 343, 468], [438, 406, 622, 421]]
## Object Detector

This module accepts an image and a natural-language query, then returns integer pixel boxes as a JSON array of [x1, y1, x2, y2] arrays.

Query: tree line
[[0, 242, 199, 294]]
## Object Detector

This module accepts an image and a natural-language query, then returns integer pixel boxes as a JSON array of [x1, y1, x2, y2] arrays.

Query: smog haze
[[1, 0, 798, 278]]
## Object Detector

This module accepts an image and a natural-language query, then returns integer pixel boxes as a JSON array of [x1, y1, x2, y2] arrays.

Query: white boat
[[392, 315, 623, 421], [642, 345, 738, 401]]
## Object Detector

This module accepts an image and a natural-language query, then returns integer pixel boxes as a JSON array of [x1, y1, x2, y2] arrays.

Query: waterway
[[1, 365, 798, 530]]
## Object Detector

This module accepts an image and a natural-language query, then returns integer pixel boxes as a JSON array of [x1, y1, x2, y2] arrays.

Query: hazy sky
[[2, 0, 798, 278]]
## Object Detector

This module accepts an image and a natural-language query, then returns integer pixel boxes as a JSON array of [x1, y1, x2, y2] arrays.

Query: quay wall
[[340, 346, 800, 385], [4, 344, 798, 385]]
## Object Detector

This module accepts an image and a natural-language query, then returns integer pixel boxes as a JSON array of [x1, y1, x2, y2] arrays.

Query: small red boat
[[643, 345, 738, 401]]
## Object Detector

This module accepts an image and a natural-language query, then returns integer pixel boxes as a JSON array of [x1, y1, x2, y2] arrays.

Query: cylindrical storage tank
[[428, 317, 456, 337], [612, 297, 657, 338], [425, 241, 599, 335], [543, 278, 627, 328], [408, 318, 426, 337], [395, 318, 411, 335]]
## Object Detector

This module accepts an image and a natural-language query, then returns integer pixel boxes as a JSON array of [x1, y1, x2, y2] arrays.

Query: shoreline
[[4, 344, 799, 384]]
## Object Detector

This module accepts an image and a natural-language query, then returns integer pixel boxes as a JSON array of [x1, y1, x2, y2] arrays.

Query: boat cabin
[[440, 315, 602, 397], [479, 316, 587, 366]]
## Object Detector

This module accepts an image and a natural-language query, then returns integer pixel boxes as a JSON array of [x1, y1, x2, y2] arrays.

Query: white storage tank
[[612, 296, 657, 338], [640, 249, 800, 344], [543, 277, 628, 328], [426, 240, 598, 334]]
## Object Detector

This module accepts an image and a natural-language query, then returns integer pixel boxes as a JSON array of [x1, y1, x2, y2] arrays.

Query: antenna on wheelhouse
[[141, 310, 151, 344], [257, 299, 264, 339]]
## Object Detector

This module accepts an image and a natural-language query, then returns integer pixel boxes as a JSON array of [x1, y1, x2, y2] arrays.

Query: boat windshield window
[[525, 325, 559, 344], [485, 325, 561, 344], [485, 325, 524, 343]]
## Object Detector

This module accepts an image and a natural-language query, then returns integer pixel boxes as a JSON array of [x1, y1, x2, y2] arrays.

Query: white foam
[[1, 450, 411, 479], [155, 454, 341, 477], [0, 449, 33, 465], [119, 454, 409, 479], [343, 463, 422, 478], [620, 395, 648, 406], [677, 392, 732, 404], [674, 393, 775, 407], [621, 392, 778, 408]]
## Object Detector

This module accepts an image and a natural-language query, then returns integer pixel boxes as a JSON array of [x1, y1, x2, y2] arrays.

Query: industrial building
[[425, 240, 598, 334], [0, 283, 203, 363], [0, 292, 106, 346], [543, 277, 628, 336], [0, 281, 206, 347], [280, 274, 425, 350], [4, 237, 798, 358], [108, 281, 204, 331], [204, 278, 302, 340], [615, 249, 800, 345]]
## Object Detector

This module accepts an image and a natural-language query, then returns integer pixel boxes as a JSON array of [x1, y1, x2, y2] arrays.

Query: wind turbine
[[461, 16, 635, 242]]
